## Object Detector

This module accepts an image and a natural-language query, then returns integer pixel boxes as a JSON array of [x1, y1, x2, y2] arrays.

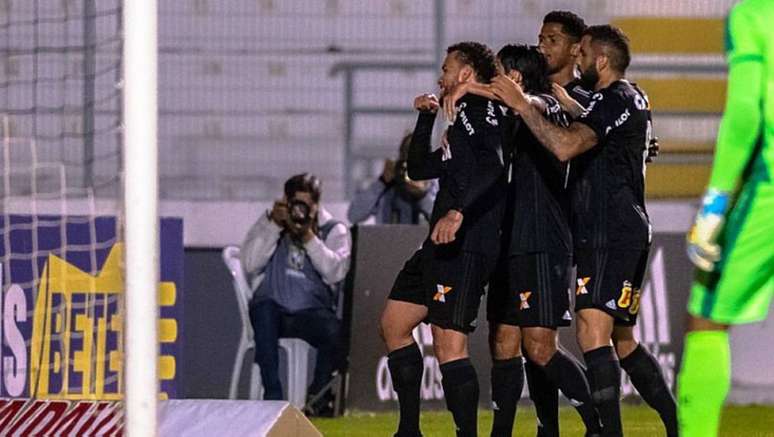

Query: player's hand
[[491, 75, 529, 113], [269, 200, 289, 226], [414, 93, 440, 113], [443, 82, 470, 122], [551, 83, 578, 112], [431, 209, 463, 245], [687, 189, 730, 272]]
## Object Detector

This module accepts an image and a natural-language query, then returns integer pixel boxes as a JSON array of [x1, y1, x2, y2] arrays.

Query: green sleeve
[[708, 3, 765, 192]]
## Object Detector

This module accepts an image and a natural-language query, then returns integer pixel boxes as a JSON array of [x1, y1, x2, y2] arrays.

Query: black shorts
[[487, 252, 573, 328], [574, 248, 649, 325], [389, 245, 492, 333]]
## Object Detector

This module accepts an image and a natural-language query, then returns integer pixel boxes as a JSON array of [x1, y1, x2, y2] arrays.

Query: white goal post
[[123, 0, 160, 436]]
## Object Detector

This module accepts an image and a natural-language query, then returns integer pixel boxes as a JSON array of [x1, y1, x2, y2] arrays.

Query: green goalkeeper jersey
[[710, 0, 774, 191]]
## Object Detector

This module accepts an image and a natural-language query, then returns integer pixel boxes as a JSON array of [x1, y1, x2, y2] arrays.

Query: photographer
[[348, 132, 438, 224], [241, 173, 351, 416]]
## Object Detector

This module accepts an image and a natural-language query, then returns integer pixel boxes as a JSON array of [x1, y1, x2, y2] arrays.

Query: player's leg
[[427, 251, 490, 437], [523, 355, 560, 437], [576, 308, 620, 436], [488, 323, 523, 437], [486, 259, 524, 437], [522, 327, 601, 436], [613, 326, 677, 437], [433, 325, 478, 437], [518, 252, 600, 436], [380, 249, 430, 437], [679, 185, 774, 437], [612, 249, 677, 437]]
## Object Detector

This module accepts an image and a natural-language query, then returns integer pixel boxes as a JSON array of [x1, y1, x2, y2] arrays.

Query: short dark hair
[[284, 173, 321, 203], [447, 41, 498, 83], [583, 25, 631, 73], [497, 44, 551, 95], [543, 11, 587, 42]]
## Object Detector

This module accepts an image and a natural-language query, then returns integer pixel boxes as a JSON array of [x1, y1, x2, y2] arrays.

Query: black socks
[[544, 350, 602, 435], [388, 343, 424, 437], [441, 358, 480, 437], [620, 344, 678, 437], [490, 357, 524, 437], [584, 346, 622, 436]]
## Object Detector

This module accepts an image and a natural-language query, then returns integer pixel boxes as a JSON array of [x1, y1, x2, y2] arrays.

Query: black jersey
[[407, 94, 507, 256], [505, 93, 573, 254], [572, 79, 652, 250]]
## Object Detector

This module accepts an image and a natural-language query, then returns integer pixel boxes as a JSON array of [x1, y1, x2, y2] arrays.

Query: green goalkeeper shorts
[[688, 178, 774, 325]]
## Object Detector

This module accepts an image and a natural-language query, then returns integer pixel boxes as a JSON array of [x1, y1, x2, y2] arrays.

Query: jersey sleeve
[[575, 89, 628, 143], [406, 111, 444, 180], [708, 2, 766, 192]]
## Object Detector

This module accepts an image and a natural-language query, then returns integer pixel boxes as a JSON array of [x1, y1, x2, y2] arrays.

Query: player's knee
[[489, 325, 520, 360], [522, 336, 556, 366], [613, 338, 638, 359]]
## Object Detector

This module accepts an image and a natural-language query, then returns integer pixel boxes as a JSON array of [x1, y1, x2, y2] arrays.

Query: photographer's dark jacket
[[241, 207, 352, 313]]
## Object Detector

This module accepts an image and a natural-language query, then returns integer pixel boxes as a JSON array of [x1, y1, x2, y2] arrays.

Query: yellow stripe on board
[[636, 78, 726, 113], [658, 141, 715, 154], [612, 18, 724, 54], [646, 163, 712, 198]]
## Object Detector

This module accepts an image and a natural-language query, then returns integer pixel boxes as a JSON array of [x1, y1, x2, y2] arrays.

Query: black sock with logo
[[543, 350, 602, 434], [584, 346, 622, 436], [490, 357, 524, 437]]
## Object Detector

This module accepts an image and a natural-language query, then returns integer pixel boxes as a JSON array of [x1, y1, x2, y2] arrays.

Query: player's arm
[[443, 81, 497, 121], [491, 75, 597, 162], [406, 94, 444, 180], [687, 4, 764, 271]]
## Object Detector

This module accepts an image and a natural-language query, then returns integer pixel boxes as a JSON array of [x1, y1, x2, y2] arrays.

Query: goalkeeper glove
[[687, 189, 730, 272]]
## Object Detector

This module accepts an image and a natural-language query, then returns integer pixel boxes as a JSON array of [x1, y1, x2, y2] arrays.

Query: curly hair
[[447, 41, 498, 83], [583, 25, 631, 73], [497, 44, 551, 95], [543, 10, 587, 42]]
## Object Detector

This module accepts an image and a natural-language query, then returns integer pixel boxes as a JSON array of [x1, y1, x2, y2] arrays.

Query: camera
[[288, 199, 313, 226]]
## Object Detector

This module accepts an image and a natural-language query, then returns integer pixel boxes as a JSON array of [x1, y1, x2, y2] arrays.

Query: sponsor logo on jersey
[[576, 277, 591, 295], [486, 100, 499, 126], [618, 280, 634, 308], [434, 285, 452, 302], [519, 291, 532, 310], [457, 102, 476, 136]]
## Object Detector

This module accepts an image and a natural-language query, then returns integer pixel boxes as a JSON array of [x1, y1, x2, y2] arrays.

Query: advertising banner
[[0, 215, 183, 400], [346, 226, 693, 411]]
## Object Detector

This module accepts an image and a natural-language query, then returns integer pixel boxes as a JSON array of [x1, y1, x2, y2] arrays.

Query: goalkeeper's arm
[[687, 5, 764, 271]]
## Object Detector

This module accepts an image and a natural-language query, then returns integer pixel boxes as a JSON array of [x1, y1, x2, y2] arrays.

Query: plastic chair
[[221, 245, 315, 408]]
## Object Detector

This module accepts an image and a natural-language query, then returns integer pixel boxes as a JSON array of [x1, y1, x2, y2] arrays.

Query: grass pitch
[[312, 405, 774, 436]]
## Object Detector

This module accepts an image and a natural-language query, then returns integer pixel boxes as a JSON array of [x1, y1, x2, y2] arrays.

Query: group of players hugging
[[377, 11, 675, 437]]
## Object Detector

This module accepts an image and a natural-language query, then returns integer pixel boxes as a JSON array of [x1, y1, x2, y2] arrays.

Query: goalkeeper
[[679, 1, 774, 436]]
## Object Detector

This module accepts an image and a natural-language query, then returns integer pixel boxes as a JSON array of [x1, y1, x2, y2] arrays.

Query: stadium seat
[[221, 245, 316, 409]]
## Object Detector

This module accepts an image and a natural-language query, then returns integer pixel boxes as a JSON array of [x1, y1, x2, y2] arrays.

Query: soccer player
[[679, 1, 774, 436], [536, 11, 678, 437], [379, 41, 506, 437], [491, 25, 653, 436], [483, 45, 602, 437]]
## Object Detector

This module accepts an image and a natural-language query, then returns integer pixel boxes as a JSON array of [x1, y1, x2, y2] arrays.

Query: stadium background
[[0, 0, 772, 434]]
